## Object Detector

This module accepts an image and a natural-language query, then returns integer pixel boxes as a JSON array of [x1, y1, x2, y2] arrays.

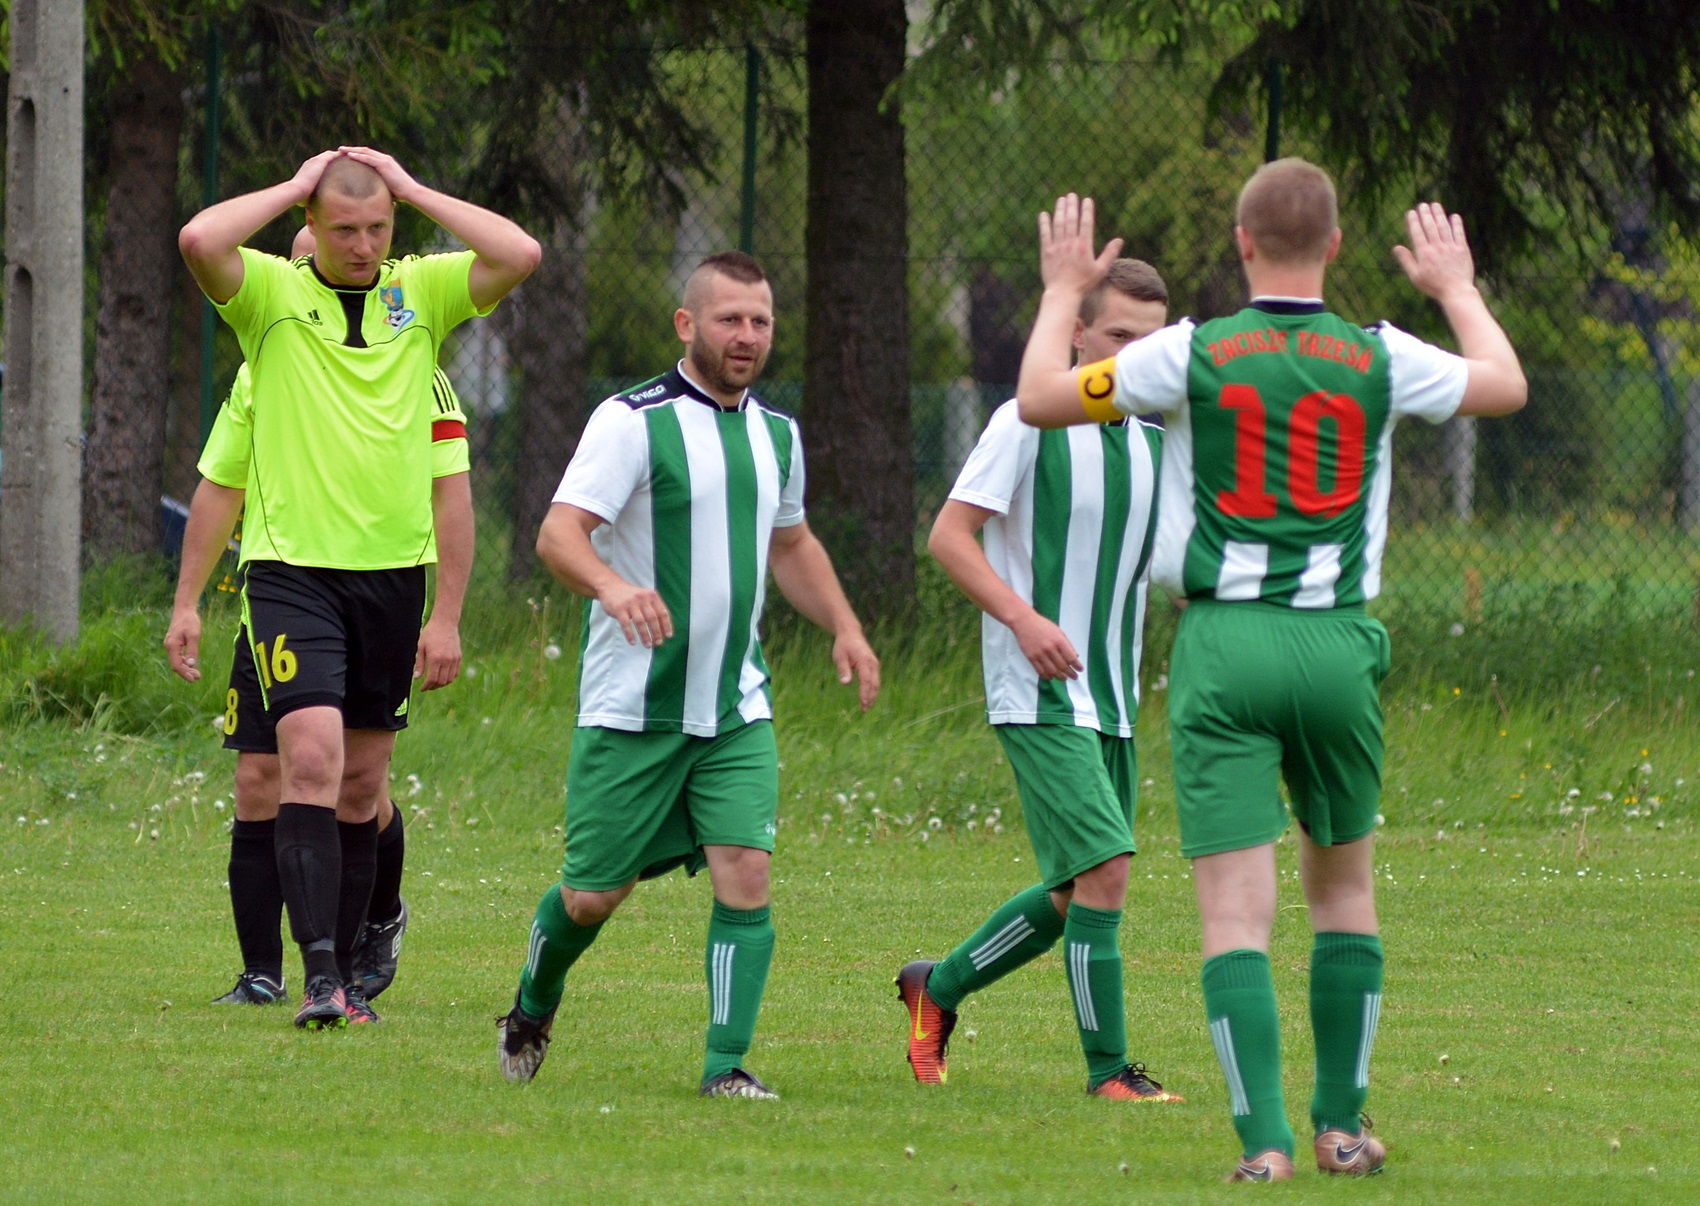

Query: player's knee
[[232, 755, 281, 820], [338, 763, 387, 811], [564, 887, 625, 926], [1072, 854, 1132, 908]]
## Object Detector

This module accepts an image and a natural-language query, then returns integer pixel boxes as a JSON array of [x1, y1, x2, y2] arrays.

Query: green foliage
[[1, 558, 195, 735], [2, 608, 198, 734], [908, 0, 1280, 86], [1211, 0, 1700, 274]]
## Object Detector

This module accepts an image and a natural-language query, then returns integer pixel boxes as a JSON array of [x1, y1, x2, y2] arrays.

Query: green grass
[[2, 589, 1698, 1200]]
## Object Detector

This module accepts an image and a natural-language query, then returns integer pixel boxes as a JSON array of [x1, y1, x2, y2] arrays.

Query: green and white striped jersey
[[1105, 300, 1466, 607], [554, 365, 805, 736], [949, 399, 1162, 736]]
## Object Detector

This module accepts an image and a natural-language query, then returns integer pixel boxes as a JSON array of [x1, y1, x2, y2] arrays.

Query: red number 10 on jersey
[[1216, 384, 1367, 520]]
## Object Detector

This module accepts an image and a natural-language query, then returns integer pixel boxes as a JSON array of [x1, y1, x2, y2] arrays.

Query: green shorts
[[1169, 600, 1391, 858], [995, 723, 1138, 889], [561, 720, 779, 891]]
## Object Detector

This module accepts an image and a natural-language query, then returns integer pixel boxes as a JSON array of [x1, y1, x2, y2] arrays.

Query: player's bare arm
[[178, 150, 340, 304], [768, 521, 880, 710], [415, 471, 473, 691], [164, 479, 247, 682], [1017, 194, 1125, 429], [928, 500, 1082, 681], [536, 503, 673, 648], [337, 146, 541, 311], [1393, 201, 1527, 417]]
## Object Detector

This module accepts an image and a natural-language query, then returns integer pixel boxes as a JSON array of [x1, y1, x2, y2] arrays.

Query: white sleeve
[[1378, 321, 1468, 424], [947, 400, 1037, 516], [1112, 320, 1194, 415], [775, 416, 806, 528], [552, 399, 645, 522]]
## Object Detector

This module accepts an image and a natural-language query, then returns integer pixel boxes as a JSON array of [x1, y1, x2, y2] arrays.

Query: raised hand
[[1038, 193, 1124, 296], [1392, 202, 1477, 303]]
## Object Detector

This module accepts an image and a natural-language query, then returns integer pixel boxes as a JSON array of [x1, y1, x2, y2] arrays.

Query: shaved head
[[683, 251, 767, 313], [309, 156, 391, 214], [1236, 158, 1338, 265]]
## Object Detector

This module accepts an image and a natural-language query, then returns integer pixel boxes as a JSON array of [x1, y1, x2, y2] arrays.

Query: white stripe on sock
[[711, 942, 735, 1026], [1068, 942, 1098, 1031], [1354, 991, 1382, 1089], [523, 922, 545, 981], [1209, 1016, 1252, 1116], [969, 916, 1036, 970]]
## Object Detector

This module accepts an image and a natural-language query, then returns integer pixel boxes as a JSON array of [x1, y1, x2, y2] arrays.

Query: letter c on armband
[[1077, 358, 1121, 424]]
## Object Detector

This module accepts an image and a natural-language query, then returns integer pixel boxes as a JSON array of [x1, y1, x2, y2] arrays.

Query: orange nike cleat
[[894, 960, 957, 1085]]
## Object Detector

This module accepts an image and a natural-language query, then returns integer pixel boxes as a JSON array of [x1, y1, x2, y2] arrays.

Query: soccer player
[[177, 146, 537, 1028], [897, 258, 1182, 1103], [167, 343, 471, 1007], [1016, 162, 1525, 1181], [495, 251, 880, 1100]]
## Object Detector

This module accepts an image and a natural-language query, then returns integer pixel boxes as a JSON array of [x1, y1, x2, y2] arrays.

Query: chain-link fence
[[150, 42, 1700, 629]]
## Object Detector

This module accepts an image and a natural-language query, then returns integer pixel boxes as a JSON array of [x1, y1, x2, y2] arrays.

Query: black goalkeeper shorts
[[239, 560, 426, 732]]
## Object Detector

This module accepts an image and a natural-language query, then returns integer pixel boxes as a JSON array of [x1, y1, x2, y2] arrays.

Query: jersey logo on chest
[[379, 282, 416, 331]]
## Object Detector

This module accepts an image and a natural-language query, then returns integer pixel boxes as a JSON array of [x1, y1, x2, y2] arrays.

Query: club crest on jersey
[[379, 282, 416, 330]]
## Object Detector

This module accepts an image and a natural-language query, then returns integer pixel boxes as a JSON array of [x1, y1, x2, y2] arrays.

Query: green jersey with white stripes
[[554, 365, 805, 736], [948, 399, 1162, 736], [1103, 301, 1467, 607]]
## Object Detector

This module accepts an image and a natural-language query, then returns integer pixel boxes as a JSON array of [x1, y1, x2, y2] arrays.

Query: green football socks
[[1309, 930, 1384, 1133], [702, 901, 775, 1082], [926, 883, 1066, 1011], [1065, 903, 1129, 1086], [1202, 949, 1294, 1158], [517, 883, 603, 1019]]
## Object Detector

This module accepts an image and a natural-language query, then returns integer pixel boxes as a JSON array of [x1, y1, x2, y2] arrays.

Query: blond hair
[[1235, 158, 1338, 264]]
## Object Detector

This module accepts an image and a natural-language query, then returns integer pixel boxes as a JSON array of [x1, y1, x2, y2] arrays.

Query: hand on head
[[336, 146, 418, 204], [289, 149, 342, 203]]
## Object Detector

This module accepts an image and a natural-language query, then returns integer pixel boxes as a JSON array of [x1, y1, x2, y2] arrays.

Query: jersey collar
[[675, 359, 749, 411], [1250, 296, 1325, 315], [306, 257, 380, 294]]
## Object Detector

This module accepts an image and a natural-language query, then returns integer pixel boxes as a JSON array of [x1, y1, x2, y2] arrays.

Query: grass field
[[3, 584, 1698, 1201]]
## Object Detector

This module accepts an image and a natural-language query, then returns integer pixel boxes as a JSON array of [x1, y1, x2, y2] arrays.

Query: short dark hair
[[1080, 257, 1168, 324], [683, 251, 768, 310], [1236, 158, 1337, 264]]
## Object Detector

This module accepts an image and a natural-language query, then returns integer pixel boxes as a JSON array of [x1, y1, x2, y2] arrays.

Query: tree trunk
[[83, 49, 184, 559], [804, 0, 912, 618], [501, 102, 589, 581]]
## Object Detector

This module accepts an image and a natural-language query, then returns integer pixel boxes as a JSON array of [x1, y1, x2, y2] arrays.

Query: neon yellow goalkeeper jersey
[[198, 362, 471, 563], [213, 245, 489, 569]]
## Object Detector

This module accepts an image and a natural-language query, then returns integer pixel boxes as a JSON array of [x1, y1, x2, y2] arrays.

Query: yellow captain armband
[[1076, 358, 1122, 424]]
